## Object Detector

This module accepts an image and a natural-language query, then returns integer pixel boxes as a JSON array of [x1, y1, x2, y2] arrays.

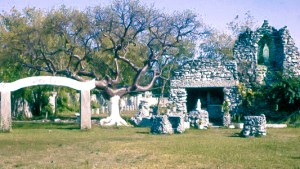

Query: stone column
[[1, 92, 11, 132], [80, 90, 91, 129]]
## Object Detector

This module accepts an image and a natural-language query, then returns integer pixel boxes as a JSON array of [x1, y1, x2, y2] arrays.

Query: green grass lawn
[[0, 123, 299, 169]]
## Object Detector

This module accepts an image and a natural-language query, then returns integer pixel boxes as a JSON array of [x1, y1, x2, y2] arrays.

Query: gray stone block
[[241, 114, 267, 137]]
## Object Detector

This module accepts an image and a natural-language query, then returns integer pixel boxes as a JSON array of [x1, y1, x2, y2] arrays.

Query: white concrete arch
[[0, 76, 96, 132], [0, 76, 95, 92]]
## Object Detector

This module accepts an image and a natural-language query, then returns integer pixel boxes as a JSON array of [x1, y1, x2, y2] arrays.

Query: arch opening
[[0, 76, 95, 131], [257, 35, 271, 66]]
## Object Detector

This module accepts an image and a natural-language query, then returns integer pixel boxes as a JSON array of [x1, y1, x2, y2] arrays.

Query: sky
[[0, 0, 300, 48]]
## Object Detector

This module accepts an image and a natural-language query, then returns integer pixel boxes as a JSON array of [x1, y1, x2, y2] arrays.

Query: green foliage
[[1, 125, 300, 168], [232, 114, 242, 123], [91, 101, 100, 109], [21, 86, 53, 117], [237, 74, 300, 121], [199, 30, 234, 59], [1, 1, 203, 103], [56, 89, 79, 113], [198, 11, 258, 60], [222, 99, 231, 114], [265, 75, 300, 113], [286, 111, 300, 127], [237, 83, 262, 115]]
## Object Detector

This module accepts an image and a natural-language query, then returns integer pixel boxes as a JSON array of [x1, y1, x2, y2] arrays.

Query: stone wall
[[169, 88, 187, 115], [171, 59, 238, 88], [280, 27, 300, 76], [223, 87, 240, 115]]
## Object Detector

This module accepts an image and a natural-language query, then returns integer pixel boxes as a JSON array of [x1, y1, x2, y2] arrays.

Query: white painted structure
[[100, 95, 128, 126], [0, 76, 95, 131]]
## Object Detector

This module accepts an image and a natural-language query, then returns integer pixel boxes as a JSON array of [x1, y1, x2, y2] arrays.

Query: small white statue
[[263, 44, 269, 64], [138, 100, 150, 117], [196, 99, 201, 112]]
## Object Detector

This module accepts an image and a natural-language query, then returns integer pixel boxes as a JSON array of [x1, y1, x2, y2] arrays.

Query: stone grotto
[[168, 20, 300, 128]]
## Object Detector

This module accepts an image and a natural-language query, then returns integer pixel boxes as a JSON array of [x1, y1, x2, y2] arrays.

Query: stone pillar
[[1, 92, 11, 132], [80, 90, 91, 129]]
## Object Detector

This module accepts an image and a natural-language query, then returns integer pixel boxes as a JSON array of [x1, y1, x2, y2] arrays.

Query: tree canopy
[[198, 11, 258, 60], [0, 0, 204, 99]]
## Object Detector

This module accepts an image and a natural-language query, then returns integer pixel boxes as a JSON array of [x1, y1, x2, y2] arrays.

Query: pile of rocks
[[130, 100, 152, 127], [280, 27, 300, 76], [150, 115, 185, 134], [241, 114, 267, 137], [150, 115, 173, 134], [188, 110, 209, 129]]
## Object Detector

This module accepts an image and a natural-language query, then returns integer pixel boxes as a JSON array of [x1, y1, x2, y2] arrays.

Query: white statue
[[196, 99, 201, 112], [263, 44, 269, 64], [130, 99, 151, 126], [138, 100, 150, 117]]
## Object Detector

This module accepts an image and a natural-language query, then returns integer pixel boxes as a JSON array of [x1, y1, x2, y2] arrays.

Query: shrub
[[237, 73, 299, 122], [265, 74, 300, 113]]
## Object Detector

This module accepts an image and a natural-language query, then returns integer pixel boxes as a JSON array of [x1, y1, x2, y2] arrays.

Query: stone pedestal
[[188, 110, 209, 129], [241, 114, 267, 137]]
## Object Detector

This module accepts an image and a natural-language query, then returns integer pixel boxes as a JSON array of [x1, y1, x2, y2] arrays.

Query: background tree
[[198, 11, 258, 60], [0, 0, 204, 126]]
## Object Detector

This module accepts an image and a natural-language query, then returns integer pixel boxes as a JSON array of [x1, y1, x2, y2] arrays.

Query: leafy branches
[[266, 75, 300, 112], [0, 0, 203, 99]]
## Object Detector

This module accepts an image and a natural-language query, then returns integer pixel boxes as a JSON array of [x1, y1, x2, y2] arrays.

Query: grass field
[[0, 123, 299, 169]]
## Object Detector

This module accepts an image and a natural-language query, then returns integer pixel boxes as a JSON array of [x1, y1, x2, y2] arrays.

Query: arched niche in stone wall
[[257, 35, 271, 65]]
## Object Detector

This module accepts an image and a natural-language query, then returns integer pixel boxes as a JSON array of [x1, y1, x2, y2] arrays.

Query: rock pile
[[150, 115, 173, 134], [150, 115, 185, 134], [188, 110, 209, 129], [130, 100, 152, 127]]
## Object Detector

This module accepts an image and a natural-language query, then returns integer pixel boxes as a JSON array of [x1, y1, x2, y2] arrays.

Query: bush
[[237, 74, 300, 122], [237, 83, 265, 116], [265, 75, 300, 113], [56, 90, 79, 113]]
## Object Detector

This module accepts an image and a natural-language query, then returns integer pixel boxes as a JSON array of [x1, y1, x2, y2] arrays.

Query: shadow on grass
[[291, 156, 300, 160], [229, 132, 243, 138], [136, 131, 150, 134], [12, 122, 80, 130]]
